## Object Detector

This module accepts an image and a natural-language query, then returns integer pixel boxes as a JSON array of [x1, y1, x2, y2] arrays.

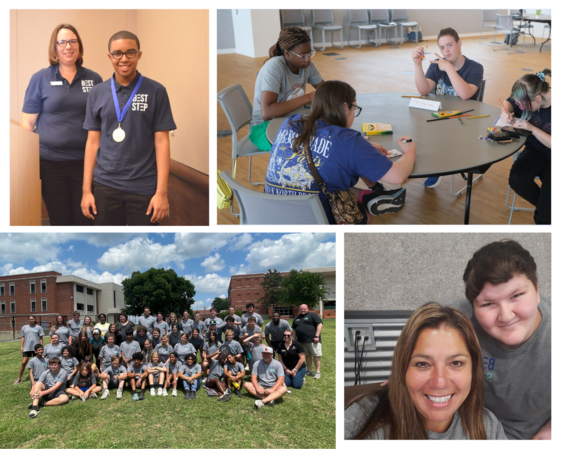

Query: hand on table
[[370, 142, 389, 156], [397, 135, 417, 155], [430, 53, 454, 72]]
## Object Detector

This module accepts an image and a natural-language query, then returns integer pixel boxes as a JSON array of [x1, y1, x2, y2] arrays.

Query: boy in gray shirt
[[27, 344, 48, 387], [120, 330, 142, 367], [245, 347, 287, 409], [27, 357, 69, 418], [127, 352, 148, 401], [463, 240, 551, 439]]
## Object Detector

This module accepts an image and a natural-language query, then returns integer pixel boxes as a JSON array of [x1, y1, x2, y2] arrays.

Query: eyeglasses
[[110, 50, 140, 60], [56, 39, 78, 48], [283, 334, 292, 338], [288, 50, 316, 61], [350, 103, 362, 117]]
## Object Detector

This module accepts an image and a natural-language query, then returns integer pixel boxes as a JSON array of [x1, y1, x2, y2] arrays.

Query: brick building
[[227, 267, 336, 319]]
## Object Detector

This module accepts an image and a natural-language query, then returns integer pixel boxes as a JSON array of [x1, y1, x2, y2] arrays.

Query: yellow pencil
[[402, 95, 425, 98], [468, 115, 490, 119]]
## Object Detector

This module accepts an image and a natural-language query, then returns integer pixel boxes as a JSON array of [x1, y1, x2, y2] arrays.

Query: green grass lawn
[[0, 319, 335, 449]]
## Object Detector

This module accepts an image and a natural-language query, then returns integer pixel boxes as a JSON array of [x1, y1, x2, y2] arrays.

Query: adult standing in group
[[67, 311, 83, 344], [14, 316, 45, 385], [204, 308, 224, 328], [50, 316, 70, 345], [277, 330, 306, 390], [180, 311, 193, 335], [264, 312, 291, 353], [191, 313, 207, 335], [116, 313, 135, 341], [94, 313, 110, 337], [21, 24, 103, 226], [241, 303, 264, 328], [292, 304, 323, 379], [138, 308, 156, 335], [227, 307, 242, 325], [155, 313, 170, 336]]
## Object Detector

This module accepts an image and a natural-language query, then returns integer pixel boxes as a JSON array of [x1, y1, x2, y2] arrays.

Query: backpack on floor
[[407, 27, 422, 42], [504, 32, 519, 46]]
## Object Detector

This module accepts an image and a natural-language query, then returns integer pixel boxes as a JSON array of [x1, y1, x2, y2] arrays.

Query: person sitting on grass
[[146, 352, 166, 396], [206, 354, 232, 402], [412, 27, 484, 189], [100, 355, 127, 400], [98, 333, 122, 372], [127, 352, 148, 401], [224, 353, 245, 398], [164, 352, 179, 397], [277, 330, 307, 390], [244, 330, 267, 372], [27, 344, 48, 390], [66, 362, 101, 401], [43, 333, 63, 360], [28, 357, 69, 419], [178, 353, 202, 400], [223, 329, 244, 364], [174, 332, 196, 365], [244, 346, 287, 410], [60, 345, 79, 386], [15, 315, 44, 385]]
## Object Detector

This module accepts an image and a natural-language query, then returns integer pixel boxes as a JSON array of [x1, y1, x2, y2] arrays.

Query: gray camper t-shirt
[[265, 320, 292, 341], [251, 358, 283, 388], [20, 324, 45, 352], [251, 56, 322, 128], [471, 300, 551, 440]]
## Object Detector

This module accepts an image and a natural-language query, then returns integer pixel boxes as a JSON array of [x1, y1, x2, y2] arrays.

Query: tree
[[280, 269, 326, 309], [211, 296, 229, 312], [122, 268, 196, 316], [260, 269, 285, 310]]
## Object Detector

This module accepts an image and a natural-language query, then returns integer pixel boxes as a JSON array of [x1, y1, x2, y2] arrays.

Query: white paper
[[50, 81, 63, 86], [494, 115, 525, 127], [387, 149, 403, 158], [409, 98, 441, 111]]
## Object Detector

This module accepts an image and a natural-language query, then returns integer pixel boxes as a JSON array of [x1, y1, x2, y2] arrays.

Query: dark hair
[[62, 345, 75, 357], [29, 315, 37, 321], [53, 315, 67, 331], [463, 239, 538, 304], [246, 303, 255, 309], [98, 314, 107, 320], [210, 308, 217, 312], [132, 352, 144, 361], [125, 329, 134, 335], [137, 325, 147, 334], [74, 331, 90, 358], [225, 316, 234, 322], [437, 27, 460, 43], [171, 324, 180, 333], [291, 80, 356, 154], [269, 26, 311, 61], [186, 353, 196, 363], [248, 316, 257, 323], [208, 331, 218, 342], [511, 69, 552, 120], [34, 343, 44, 351], [108, 30, 140, 52], [169, 351, 177, 359], [48, 24, 84, 66], [119, 313, 127, 319]]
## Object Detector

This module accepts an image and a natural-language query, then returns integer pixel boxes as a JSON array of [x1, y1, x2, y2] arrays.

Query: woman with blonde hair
[[345, 303, 506, 439]]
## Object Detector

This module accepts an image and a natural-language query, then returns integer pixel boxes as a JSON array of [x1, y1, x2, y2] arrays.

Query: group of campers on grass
[[18, 304, 314, 418]]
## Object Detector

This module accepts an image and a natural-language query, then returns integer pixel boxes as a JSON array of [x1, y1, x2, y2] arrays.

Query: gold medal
[[113, 124, 126, 142]]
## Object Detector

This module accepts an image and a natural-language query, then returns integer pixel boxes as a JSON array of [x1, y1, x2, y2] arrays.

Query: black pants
[[40, 159, 92, 226], [508, 147, 551, 225], [92, 181, 157, 226]]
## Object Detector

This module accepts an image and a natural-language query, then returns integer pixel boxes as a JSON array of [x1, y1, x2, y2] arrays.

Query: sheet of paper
[[409, 98, 441, 111]]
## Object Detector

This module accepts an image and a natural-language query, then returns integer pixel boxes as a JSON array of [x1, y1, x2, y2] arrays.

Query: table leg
[[540, 23, 551, 52], [464, 172, 473, 224]]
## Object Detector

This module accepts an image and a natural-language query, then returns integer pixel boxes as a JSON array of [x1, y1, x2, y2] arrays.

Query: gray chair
[[369, 10, 397, 46], [479, 10, 498, 44], [493, 14, 525, 52], [312, 10, 343, 51], [219, 171, 330, 225], [347, 10, 378, 48], [505, 152, 537, 224], [512, 9, 535, 45], [217, 84, 268, 216], [391, 10, 418, 45], [281, 10, 314, 50]]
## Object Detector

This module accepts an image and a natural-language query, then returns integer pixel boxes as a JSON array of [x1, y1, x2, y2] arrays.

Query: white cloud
[[201, 253, 225, 272], [67, 245, 74, 252], [65, 259, 86, 269], [192, 298, 213, 310], [184, 273, 230, 294], [229, 264, 247, 275], [228, 233, 253, 251], [174, 233, 240, 258]]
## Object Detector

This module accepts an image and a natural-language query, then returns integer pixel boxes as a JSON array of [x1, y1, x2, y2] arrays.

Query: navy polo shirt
[[84, 71, 176, 195], [22, 65, 103, 161]]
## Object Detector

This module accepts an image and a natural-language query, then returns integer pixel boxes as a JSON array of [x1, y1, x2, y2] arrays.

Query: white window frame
[[41, 279, 47, 293], [10, 300, 16, 313], [41, 298, 47, 312], [30, 280, 36, 294], [30, 298, 36, 313], [9, 282, 15, 296], [0, 283, 4, 296]]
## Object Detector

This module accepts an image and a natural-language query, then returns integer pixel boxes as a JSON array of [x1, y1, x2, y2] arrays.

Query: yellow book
[[431, 110, 462, 118], [362, 123, 393, 136]]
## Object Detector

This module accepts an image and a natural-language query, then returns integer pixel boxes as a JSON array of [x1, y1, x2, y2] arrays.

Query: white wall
[[231, 9, 281, 58]]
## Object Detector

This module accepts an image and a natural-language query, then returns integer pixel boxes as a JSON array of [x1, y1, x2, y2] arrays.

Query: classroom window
[[274, 306, 293, 317], [87, 305, 94, 312], [30, 281, 36, 294], [41, 298, 47, 312], [30, 298, 36, 312], [87, 288, 93, 295], [76, 285, 84, 293], [113, 291, 117, 308], [10, 300, 16, 313], [0, 284, 4, 296], [10, 283, 15, 295], [1, 301, 5, 314], [77, 303, 84, 311], [41, 280, 47, 293]]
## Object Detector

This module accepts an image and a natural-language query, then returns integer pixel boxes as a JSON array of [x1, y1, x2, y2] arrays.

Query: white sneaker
[[254, 399, 265, 410], [303, 377, 306, 384], [157, 387, 163, 396], [150, 388, 156, 396], [116, 388, 123, 399], [171, 389, 177, 397], [90, 393, 97, 399], [101, 389, 110, 400], [162, 389, 168, 397], [314, 372, 321, 380]]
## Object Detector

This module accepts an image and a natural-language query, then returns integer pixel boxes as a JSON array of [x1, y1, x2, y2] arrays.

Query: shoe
[[234, 388, 242, 398], [424, 176, 442, 189], [305, 371, 313, 376], [361, 184, 406, 215], [28, 409, 39, 419], [171, 389, 177, 397], [184, 391, 190, 399], [150, 388, 156, 396], [314, 372, 321, 380], [116, 389, 123, 400], [202, 377, 207, 385], [286, 389, 292, 394], [191, 391, 196, 400], [162, 389, 168, 397], [71, 396, 78, 401], [132, 393, 139, 401], [254, 399, 265, 410], [245, 364, 250, 371], [268, 400, 275, 407], [138, 391, 145, 401], [303, 377, 306, 384], [81, 395, 86, 402], [157, 387, 163, 396], [27, 403, 34, 410], [217, 388, 231, 402], [101, 389, 110, 400], [90, 393, 97, 399]]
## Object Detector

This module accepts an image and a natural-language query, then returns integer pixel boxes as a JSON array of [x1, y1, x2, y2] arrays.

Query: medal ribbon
[[111, 74, 144, 124]]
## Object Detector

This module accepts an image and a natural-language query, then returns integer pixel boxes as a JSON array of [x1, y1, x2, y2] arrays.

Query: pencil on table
[[468, 115, 491, 120]]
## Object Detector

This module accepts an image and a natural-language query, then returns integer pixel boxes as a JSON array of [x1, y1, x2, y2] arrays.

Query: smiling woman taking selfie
[[21, 24, 103, 226], [345, 303, 506, 440]]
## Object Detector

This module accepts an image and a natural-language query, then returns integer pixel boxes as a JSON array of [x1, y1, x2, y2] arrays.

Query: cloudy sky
[[0, 233, 336, 309]]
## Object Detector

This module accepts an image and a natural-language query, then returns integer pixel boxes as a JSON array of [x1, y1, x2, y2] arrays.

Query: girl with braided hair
[[500, 69, 551, 224], [249, 27, 324, 151]]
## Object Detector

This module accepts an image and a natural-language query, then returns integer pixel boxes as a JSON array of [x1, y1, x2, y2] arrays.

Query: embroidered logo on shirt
[[132, 94, 149, 112], [82, 80, 94, 93]]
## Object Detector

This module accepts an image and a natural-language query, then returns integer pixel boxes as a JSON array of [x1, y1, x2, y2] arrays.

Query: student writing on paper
[[412, 28, 484, 189]]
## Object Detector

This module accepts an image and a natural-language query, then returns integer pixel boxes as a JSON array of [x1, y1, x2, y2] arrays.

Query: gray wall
[[217, 9, 235, 50], [345, 233, 551, 315]]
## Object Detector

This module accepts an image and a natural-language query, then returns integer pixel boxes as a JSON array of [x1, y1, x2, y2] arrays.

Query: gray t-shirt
[[50, 326, 70, 344], [154, 321, 170, 335], [241, 326, 260, 339], [138, 316, 156, 334], [38, 369, 66, 393], [166, 361, 179, 375], [208, 359, 224, 379], [27, 356, 49, 381], [154, 344, 173, 363], [103, 365, 127, 378], [203, 341, 222, 355], [127, 364, 147, 379], [179, 363, 201, 378], [251, 56, 323, 128], [225, 361, 245, 377], [99, 344, 122, 371], [471, 299, 551, 440], [174, 343, 196, 363], [120, 340, 142, 361], [60, 356, 79, 376], [147, 362, 165, 370], [20, 324, 45, 352], [251, 358, 284, 388], [180, 319, 194, 334], [345, 396, 506, 439], [43, 343, 63, 360], [223, 340, 243, 355], [191, 320, 207, 333], [241, 313, 264, 328], [205, 317, 224, 327], [265, 320, 292, 341], [249, 344, 265, 371], [67, 319, 84, 339]]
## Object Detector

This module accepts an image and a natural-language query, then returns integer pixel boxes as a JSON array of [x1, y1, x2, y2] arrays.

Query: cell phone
[[501, 126, 533, 138]]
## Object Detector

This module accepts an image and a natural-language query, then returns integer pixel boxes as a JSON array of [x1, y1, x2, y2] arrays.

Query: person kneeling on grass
[[100, 355, 127, 399], [28, 357, 69, 419], [206, 354, 232, 402], [146, 352, 166, 397], [66, 362, 101, 401], [127, 352, 148, 401], [244, 346, 287, 409], [264, 80, 416, 224], [178, 353, 202, 400], [224, 353, 245, 398]]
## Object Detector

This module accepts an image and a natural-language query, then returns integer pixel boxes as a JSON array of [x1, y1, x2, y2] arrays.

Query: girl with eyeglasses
[[20, 24, 103, 226], [249, 27, 324, 151], [264, 80, 417, 224], [501, 69, 551, 225]]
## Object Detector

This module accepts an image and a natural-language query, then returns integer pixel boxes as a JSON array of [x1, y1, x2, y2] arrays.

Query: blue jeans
[[284, 366, 307, 389], [183, 378, 201, 391]]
